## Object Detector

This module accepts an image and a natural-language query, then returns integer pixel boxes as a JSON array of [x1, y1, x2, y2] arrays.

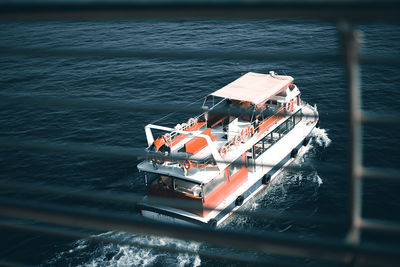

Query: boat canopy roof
[[210, 72, 294, 105]]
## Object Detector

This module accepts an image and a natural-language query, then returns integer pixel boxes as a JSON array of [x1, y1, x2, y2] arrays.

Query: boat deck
[[141, 104, 319, 225], [170, 119, 252, 160]]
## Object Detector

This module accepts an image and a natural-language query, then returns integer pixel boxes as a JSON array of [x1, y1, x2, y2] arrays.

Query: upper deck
[[138, 71, 302, 184]]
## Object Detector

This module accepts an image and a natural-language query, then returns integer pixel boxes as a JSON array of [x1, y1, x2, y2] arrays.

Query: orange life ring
[[153, 136, 164, 151], [285, 102, 290, 112], [192, 162, 207, 169], [181, 123, 188, 131], [286, 101, 293, 112], [234, 135, 241, 146], [183, 160, 191, 171], [175, 123, 182, 131], [188, 117, 197, 127], [220, 145, 228, 157], [247, 127, 253, 139], [162, 133, 171, 147], [240, 129, 247, 142], [247, 125, 254, 136]]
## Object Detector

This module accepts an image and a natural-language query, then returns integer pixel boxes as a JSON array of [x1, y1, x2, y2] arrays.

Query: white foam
[[315, 173, 323, 186], [48, 231, 201, 267], [48, 127, 332, 266], [311, 127, 332, 148]]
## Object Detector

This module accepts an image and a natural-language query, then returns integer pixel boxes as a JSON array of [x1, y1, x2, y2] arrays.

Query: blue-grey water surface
[[0, 19, 399, 266]]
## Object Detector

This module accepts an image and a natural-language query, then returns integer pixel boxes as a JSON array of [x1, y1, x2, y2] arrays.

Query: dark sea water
[[0, 19, 399, 266]]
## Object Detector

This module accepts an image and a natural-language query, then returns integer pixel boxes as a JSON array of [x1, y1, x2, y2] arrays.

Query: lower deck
[[139, 104, 318, 226]]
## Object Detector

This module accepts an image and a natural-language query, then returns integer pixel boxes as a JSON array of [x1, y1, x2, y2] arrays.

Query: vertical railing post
[[339, 21, 363, 245]]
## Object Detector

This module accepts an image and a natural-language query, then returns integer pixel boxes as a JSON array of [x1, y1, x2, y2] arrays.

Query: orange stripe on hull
[[258, 116, 277, 134], [203, 154, 248, 217], [257, 106, 285, 136]]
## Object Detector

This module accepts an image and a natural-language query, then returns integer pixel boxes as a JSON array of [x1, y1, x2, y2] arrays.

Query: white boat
[[137, 71, 319, 227]]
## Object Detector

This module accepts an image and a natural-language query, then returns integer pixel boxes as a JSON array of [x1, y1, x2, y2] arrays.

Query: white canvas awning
[[210, 72, 294, 105]]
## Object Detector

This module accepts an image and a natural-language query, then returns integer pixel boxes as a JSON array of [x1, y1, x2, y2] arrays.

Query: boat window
[[150, 174, 174, 190], [253, 110, 302, 159], [254, 133, 274, 159], [276, 120, 293, 135], [263, 134, 273, 150], [174, 179, 202, 197], [286, 119, 294, 132], [204, 171, 226, 196], [254, 139, 264, 158], [293, 109, 302, 125]]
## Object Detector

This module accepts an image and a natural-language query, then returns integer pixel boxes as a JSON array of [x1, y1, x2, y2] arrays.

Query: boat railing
[[168, 97, 227, 140], [161, 100, 299, 163], [166, 97, 290, 151], [254, 105, 286, 136], [216, 105, 290, 159]]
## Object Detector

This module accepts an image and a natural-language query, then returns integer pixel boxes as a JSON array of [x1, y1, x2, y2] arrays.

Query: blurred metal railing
[[1, 0, 400, 266], [1, 1, 400, 20]]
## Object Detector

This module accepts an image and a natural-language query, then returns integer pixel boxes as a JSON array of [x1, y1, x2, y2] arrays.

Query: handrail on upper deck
[[145, 124, 226, 171]]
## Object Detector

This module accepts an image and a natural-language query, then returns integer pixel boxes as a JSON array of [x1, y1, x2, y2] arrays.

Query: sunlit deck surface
[[170, 118, 252, 160]]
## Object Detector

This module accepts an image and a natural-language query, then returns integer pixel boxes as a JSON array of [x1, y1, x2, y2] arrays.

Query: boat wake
[[311, 127, 332, 148], [46, 231, 201, 267], [47, 127, 331, 266]]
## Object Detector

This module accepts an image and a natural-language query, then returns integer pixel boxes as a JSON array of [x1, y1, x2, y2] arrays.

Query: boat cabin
[[138, 71, 303, 217]]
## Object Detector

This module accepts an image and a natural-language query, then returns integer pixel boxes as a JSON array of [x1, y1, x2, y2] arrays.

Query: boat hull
[[139, 105, 319, 227]]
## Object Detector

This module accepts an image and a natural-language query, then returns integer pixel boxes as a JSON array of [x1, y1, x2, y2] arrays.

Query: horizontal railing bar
[[0, 94, 320, 119], [0, 1, 399, 21], [361, 167, 400, 180], [1, 48, 400, 67], [0, 94, 200, 114], [361, 111, 400, 125], [360, 56, 400, 66], [1, 198, 400, 266], [0, 260, 29, 267], [1, 48, 399, 68], [0, 47, 339, 63], [0, 137, 344, 175], [0, 181, 345, 225], [361, 218, 400, 233], [0, 219, 280, 266], [0, 47, 400, 68], [4, 95, 400, 126]]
